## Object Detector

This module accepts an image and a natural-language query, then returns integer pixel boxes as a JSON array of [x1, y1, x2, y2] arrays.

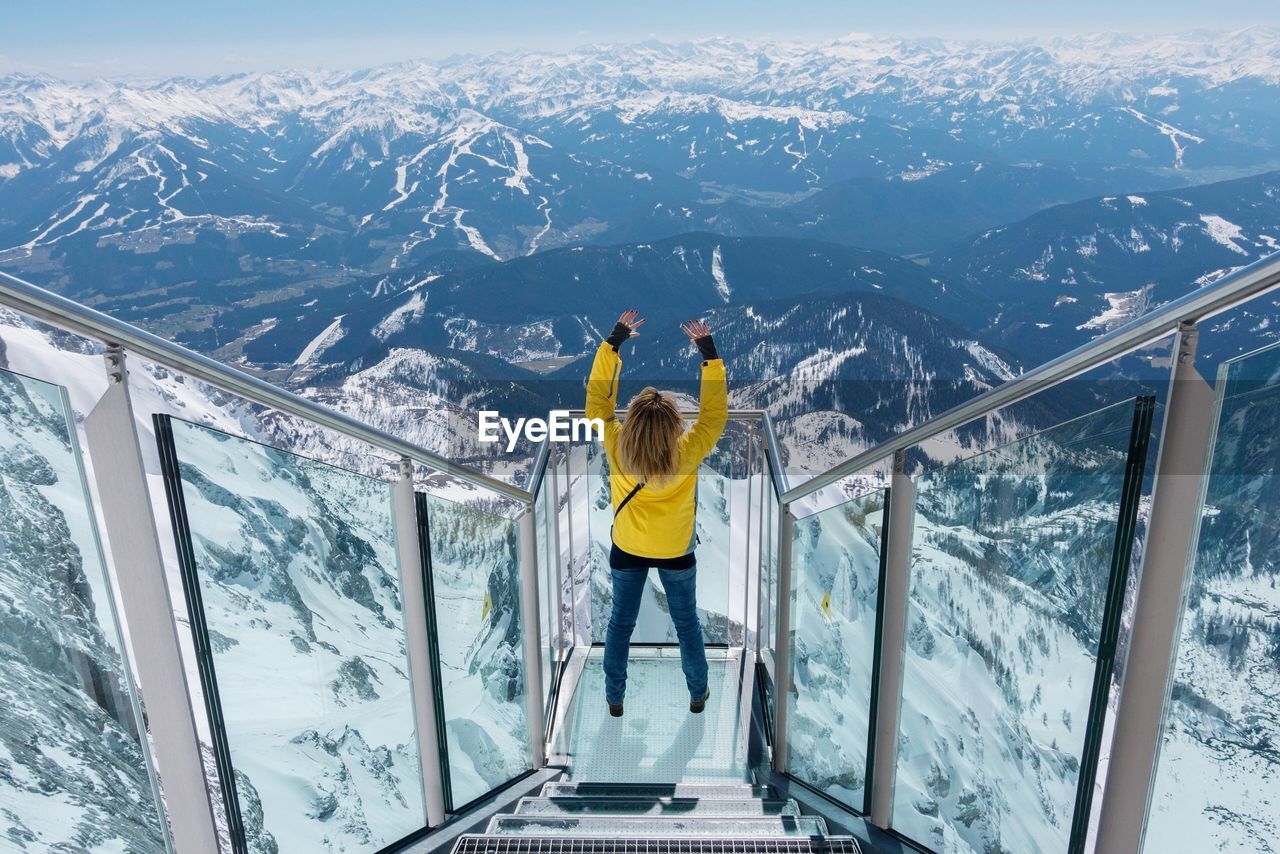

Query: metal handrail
[[760, 410, 788, 499], [0, 270, 533, 503], [525, 436, 553, 497], [781, 251, 1280, 504]]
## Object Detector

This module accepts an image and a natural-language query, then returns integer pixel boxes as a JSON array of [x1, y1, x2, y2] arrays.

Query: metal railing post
[[753, 428, 768, 655], [83, 347, 221, 853], [771, 505, 795, 771], [392, 460, 447, 826], [737, 426, 757, 648], [870, 450, 916, 828], [1095, 322, 1216, 854], [517, 508, 547, 768], [547, 446, 566, 689]]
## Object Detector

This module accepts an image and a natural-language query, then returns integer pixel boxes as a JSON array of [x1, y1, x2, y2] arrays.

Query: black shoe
[[690, 688, 710, 714], [608, 700, 624, 717]]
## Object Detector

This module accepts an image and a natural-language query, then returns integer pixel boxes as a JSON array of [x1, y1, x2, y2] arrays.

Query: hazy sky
[[4, 0, 1279, 79]]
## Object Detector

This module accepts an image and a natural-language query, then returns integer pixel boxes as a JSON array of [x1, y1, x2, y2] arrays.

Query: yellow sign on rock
[[482, 591, 493, 622], [821, 592, 832, 618]]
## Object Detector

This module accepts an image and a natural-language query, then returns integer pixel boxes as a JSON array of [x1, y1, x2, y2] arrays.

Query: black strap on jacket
[[616, 481, 645, 515]]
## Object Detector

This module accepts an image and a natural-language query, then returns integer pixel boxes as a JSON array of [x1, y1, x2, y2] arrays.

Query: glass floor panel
[[551, 649, 753, 784]]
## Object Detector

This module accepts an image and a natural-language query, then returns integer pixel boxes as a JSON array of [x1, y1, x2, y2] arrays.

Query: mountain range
[[0, 29, 1278, 474]]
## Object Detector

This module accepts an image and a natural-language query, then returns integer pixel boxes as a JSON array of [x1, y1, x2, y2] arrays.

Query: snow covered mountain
[[227, 233, 1021, 477], [0, 28, 1277, 854], [244, 233, 979, 368], [0, 32, 1274, 474], [937, 169, 1280, 368], [1, 28, 1278, 325]]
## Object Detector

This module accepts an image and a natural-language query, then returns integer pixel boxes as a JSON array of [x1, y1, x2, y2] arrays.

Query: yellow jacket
[[585, 340, 728, 559]]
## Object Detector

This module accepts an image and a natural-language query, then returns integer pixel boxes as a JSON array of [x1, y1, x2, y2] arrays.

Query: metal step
[[482, 815, 831, 838], [540, 782, 774, 799], [514, 796, 801, 818], [454, 835, 862, 852]]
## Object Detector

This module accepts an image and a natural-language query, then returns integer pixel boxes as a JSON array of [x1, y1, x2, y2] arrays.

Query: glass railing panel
[[552, 443, 587, 649], [1144, 340, 1280, 853], [584, 438, 615, 642], [420, 492, 532, 809], [564, 443, 594, 648], [718, 419, 752, 647], [892, 398, 1155, 854], [533, 454, 560, 722], [787, 488, 887, 814], [0, 367, 169, 851], [155, 416, 426, 852], [582, 422, 746, 645]]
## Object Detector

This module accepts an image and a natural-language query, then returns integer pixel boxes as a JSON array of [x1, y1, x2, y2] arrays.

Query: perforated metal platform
[[550, 651, 751, 783]]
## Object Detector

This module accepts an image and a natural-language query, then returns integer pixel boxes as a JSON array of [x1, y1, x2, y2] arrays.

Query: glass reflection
[[422, 493, 532, 808], [787, 489, 886, 813], [1145, 341, 1280, 853], [161, 417, 425, 852], [0, 368, 168, 852], [893, 400, 1152, 853]]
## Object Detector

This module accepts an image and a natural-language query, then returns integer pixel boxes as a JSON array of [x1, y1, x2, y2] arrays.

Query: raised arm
[[585, 310, 645, 452], [681, 319, 728, 461]]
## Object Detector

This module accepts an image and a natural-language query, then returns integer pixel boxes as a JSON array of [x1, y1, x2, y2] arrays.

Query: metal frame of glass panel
[[565, 410, 768, 650], [154, 414, 252, 852], [415, 491, 457, 814], [528, 438, 568, 742], [758, 444, 784, 747], [864, 484, 893, 818], [1070, 398, 1156, 851], [533, 460, 555, 725]]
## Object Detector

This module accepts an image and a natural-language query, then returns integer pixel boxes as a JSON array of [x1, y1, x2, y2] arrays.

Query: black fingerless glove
[[695, 334, 719, 362], [605, 322, 632, 350]]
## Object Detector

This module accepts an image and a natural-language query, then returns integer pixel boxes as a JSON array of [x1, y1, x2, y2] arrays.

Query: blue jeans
[[604, 565, 709, 704]]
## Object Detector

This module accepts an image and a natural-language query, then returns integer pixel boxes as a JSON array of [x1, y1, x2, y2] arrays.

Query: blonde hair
[[616, 387, 684, 487]]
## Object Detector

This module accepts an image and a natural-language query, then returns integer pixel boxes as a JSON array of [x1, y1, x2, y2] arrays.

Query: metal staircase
[[450, 782, 864, 852]]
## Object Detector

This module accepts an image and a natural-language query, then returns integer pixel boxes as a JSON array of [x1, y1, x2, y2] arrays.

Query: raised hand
[[618, 309, 647, 335], [605, 309, 646, 349], [681, 319, 712, 341], [682, 319, 719, 361]]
